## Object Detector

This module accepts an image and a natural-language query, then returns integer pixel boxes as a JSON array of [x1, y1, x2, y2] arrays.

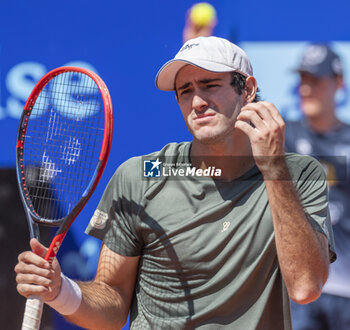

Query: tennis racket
[[16, 66, 113, 330]]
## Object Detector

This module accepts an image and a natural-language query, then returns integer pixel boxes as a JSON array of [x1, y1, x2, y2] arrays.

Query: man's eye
[[207, 84, 219, 88], [181, 89, 190, 95]]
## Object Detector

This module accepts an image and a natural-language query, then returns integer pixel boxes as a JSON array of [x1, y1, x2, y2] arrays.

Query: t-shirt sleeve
[[85, 158, 144, 256], [289, 154, 337, 263]]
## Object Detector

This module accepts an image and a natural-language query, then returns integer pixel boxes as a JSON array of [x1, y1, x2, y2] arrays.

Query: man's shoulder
[[285, 152, 322, 169], [285, 152, 326, 181], [285, 152, 317, 164]]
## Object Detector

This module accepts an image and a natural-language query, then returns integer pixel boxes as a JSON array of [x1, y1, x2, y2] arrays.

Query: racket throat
[[25, 210, 41, 240], [45, 232, 66, 263]]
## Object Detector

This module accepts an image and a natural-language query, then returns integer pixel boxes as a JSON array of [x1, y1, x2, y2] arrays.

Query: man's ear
[[244, 76, 257, 103], [335, 75, 344, 91]]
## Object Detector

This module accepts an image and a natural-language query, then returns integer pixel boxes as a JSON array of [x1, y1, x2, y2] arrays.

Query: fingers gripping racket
[[16, 67, 113, 330]]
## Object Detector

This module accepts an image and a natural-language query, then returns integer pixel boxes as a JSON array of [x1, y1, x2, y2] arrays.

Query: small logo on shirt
[[90, 210, 108, 229], [221, 221, 231, 232], [143, 158, 162, 177]]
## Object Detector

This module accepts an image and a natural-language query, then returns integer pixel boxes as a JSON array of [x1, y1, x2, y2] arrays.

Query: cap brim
[[155, 59, 244, 91], [293, 66, 322, 77], [294, 66, 340, 78]]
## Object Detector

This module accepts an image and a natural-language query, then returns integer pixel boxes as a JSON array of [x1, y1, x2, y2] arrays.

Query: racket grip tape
[[21, 295, 44, 330]]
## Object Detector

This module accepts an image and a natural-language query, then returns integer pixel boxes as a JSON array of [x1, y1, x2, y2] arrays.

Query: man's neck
[[190, 134, 255, 181], [306, 111, 343, 134]]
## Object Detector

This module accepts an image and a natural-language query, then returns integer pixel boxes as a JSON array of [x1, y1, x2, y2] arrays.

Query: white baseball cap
[[155, 36, 253, 91]]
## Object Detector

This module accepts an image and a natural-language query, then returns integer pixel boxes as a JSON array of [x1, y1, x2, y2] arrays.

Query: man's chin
[[301, 103, 323, 118], [192, 126, 235, 145], [193, 132, 224, 145]]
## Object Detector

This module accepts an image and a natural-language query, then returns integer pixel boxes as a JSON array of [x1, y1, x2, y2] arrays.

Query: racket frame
[[16, 66, 113, 238], [17, 67, 113, 330]]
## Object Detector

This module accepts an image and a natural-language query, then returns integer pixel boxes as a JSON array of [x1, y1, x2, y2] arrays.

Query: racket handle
[[21, 295, 44, 330]]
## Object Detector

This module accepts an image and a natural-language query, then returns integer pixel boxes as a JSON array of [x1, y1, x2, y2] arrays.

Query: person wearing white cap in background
[[15, 36, 335, 330], [285, 44, 350, 330]]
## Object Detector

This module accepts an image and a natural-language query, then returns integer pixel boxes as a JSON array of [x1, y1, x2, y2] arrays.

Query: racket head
[[16, 66, 113, 228]]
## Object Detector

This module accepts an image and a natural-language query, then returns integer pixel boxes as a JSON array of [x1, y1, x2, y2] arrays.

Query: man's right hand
[[15, 238, 62, 302]]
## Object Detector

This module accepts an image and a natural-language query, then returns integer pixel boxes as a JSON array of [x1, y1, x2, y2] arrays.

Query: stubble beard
[[190, 114, 239, 146], [191, 104, 240, 145]]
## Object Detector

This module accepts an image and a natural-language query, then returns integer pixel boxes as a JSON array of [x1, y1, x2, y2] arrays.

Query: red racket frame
[[16, 67, 113, 330]]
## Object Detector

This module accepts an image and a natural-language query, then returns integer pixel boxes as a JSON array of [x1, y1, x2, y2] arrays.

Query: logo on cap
[[302, 45, 327, 66], [297, 44, 342, 77], [180, 42, 200, 53]]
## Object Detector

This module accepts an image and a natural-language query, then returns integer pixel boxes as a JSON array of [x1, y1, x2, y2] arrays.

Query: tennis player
[[15, 36, 336, 329]]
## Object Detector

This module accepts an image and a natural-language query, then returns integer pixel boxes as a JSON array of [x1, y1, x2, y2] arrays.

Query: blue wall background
[[1, 0, 349, 328]]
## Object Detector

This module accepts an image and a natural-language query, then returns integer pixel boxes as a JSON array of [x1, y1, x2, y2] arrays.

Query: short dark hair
[[230, 72, 261, 103]]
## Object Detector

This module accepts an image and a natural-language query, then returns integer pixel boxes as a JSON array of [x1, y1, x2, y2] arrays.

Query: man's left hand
[[235, 101, 286, 178]]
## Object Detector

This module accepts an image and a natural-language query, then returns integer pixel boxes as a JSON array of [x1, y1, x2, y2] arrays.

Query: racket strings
[[22, 71, 105, 221]]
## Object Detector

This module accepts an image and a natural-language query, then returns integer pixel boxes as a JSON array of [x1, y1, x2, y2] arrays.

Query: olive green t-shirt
[[86, 142, 335, 330]]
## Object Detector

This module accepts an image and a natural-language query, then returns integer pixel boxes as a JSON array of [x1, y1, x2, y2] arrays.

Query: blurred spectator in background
[[183, 2, 217, 43], [285, 44, 350, 329]]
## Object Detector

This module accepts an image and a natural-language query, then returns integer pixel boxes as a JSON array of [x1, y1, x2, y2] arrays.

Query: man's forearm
[[264, 162, 329, 304]]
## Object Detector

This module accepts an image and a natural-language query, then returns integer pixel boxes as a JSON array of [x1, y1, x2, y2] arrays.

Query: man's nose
[[192, 94, 209, 112], [299, 83, 312, 97]]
